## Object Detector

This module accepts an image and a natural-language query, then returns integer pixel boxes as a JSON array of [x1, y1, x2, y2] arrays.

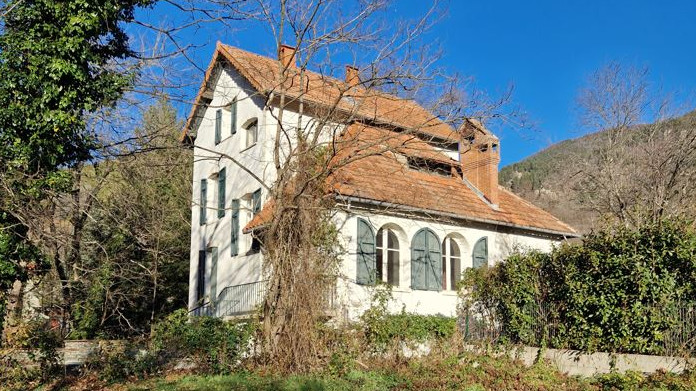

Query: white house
[[182, 42, 577, 321]]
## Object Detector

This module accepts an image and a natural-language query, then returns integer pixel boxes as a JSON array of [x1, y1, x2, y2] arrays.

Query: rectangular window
[[252, 188, 262, 215], [199, 179, 207, 225], [214, 109, 222, 145], [230, 199, 240, 256], [217, 167, 226, 218], [197, 250, 206, 303], [246, 120, 258, 148], [230, 99, 237, 135]]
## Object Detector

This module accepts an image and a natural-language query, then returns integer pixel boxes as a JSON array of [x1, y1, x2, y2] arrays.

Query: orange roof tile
[[329, 140, 577, 236], [245, 123, 576, 237], [182, 43, 458, 143]]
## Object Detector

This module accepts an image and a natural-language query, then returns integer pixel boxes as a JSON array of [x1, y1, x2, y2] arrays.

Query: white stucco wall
[[332, 208, 559, 321]]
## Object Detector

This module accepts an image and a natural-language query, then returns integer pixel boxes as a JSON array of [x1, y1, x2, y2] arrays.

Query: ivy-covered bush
[[151, 309, 256, 374], [361, 286, 456, 351], [461, 219, 696, 354]]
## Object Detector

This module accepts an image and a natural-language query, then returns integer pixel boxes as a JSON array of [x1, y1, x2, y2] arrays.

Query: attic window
[[407, 157, 453, 177], [492, 143, 498, 152]]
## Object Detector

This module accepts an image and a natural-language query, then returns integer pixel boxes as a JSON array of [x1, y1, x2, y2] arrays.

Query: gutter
[[336, 195, 581, 239]]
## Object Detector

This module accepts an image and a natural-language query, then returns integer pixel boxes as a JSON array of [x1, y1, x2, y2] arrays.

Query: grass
[[118, 353, 594, 391]]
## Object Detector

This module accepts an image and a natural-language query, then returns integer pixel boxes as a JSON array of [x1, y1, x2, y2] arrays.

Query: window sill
[[240, 142, 257, 153]]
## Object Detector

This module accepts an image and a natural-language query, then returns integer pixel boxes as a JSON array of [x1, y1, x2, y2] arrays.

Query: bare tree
[[574, 62, 696, 227]]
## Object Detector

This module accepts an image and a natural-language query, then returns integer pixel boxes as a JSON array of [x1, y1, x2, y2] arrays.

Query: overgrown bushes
[[361, 286, 457, 352], [461, 219, 696, 354], [83, 309, 257, 382]]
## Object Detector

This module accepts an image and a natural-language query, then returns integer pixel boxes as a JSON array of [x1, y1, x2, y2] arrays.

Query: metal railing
[[214, 280, 267, 318], [190, 280, 339, 319]]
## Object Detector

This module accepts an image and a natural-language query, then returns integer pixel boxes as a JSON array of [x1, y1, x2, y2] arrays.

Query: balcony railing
[[190, 279, 338, 318]]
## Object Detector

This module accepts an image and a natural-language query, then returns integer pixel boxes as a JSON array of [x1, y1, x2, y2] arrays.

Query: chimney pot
[[278, 44, 297, 68], [345, 65, 360, 87]]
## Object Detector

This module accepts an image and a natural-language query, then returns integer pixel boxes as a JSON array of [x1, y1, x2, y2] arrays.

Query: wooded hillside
[[500, 110, 696, 233]]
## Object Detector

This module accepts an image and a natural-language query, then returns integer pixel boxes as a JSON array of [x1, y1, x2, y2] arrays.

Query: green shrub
[[151, 309, 256, 374], [462, 219, 696, 354], [84, 339, 157, 382], [361, 286, 456, 351]]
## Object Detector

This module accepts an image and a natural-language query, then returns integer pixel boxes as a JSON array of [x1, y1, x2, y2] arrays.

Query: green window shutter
[[473, 237, 488, 269], [252, 188, 261, 215], [230, 99, 237, 135], [215, 109, 222, 144], [199, 179, 207, 225], [411, 228, 441, 291], [209, 247, 218, 306], [197, 250, 206, 303], [356, 218, 376, 285], [217, 168, 226, 218], [426, 230, 442, 291], [231, 199, 240, 256]]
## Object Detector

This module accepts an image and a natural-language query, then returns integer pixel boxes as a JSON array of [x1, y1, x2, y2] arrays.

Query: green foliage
[[69, 99, 191, 339], [462, 219, 696, 354], [1, 318, 62, 385], [0, 212, 44, 336], [361, 286, 456, 351], [0, 0, 151, 177], [150, 309, 256, 374], [85, 340, 158, 383]]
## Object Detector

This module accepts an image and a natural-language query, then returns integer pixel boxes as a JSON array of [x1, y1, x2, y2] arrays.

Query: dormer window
[[407, 157, 452, 177], [244, 118, 258, 148]]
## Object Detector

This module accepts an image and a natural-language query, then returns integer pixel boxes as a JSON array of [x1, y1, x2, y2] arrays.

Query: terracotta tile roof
[[245, 123, 577, 237], [244, 199, 274, 233], [182, 42, 458, 143], [329, 128, 577, 236]]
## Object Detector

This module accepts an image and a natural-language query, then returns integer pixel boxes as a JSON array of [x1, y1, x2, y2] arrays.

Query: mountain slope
[[499, 111, 696, 233]]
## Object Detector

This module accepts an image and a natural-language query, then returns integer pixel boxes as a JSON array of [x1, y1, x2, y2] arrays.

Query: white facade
[[187, 63, 566, 320]]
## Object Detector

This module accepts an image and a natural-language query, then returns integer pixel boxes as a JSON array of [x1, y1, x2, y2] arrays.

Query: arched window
[[411, 228, 441, 291], [376, 227, 400, 286], [473, 237, 488, 269], [441, 237, 461, 290], [356, 218, 376, 285]]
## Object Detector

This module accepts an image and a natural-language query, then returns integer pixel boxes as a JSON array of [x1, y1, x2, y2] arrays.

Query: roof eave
[[337, 194, 580, 239]]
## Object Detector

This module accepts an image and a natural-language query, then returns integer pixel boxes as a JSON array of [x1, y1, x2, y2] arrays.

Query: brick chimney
[[278, 44, 296, 68], [460, 119, 500, 206], [345, 65, 360, 86]]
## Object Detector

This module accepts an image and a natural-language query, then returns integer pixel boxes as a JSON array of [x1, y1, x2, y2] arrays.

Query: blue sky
[[140, 1, 696, 166]]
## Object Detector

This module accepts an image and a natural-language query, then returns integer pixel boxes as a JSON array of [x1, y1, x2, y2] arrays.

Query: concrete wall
[[506, 346, 696, 377]]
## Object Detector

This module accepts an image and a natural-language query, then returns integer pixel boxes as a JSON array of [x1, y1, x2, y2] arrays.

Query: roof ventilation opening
[[278, 44, 297, 68]]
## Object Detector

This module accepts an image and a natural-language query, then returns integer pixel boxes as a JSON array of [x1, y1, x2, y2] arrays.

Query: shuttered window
[[473, 237, 488, 269], [230, 199, 240, 256], [252, 188, 261, 215], [209, 247, 218, 306], [199, 179, 207, 225], [217, 168, 226, 218], [197, 250, 206, 303], [411, 228, 442, 291], [214, 109, 222, 145], [356, 218, 376, 285], [230, 98, 237, 135]]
